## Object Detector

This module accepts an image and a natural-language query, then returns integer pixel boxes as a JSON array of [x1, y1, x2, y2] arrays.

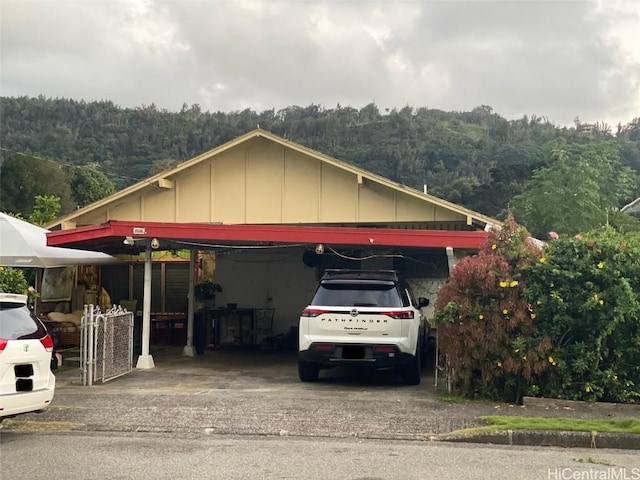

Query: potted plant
[[194, 280, 222, 309]]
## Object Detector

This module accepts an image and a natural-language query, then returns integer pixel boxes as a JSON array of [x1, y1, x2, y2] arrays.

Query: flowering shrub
[[435, 217, 640, 403], [523, 226, 640, 403], [435, 216, 552, 402]]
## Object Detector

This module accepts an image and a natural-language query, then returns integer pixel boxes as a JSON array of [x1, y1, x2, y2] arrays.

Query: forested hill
[[1, 95, 639, 223]]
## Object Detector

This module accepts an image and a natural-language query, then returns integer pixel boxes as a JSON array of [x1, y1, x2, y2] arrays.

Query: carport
[[42, 128, 500, 371], [46, 220, 487, 369]]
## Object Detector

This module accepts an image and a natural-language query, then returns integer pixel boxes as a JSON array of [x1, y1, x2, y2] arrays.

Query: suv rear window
[[311, 281, 404, 307], [0, 302, 47, 340]]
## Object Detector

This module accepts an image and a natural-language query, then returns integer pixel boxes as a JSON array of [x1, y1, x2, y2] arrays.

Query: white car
[[0, 293, 56, 421], [298, 270, 429, 385]]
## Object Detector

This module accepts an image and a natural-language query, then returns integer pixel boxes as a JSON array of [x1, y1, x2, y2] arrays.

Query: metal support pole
[[87, 306, 94, 386], [81, 304, 88, 386], [136, 246, 155, 369], [183, 250, 196, 357]]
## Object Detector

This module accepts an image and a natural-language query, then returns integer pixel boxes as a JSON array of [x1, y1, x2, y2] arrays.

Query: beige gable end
[[47, 130, 498, 231]]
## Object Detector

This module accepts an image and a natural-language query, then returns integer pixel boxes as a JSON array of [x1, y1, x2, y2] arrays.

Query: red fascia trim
[[47, 221, 487, 249]]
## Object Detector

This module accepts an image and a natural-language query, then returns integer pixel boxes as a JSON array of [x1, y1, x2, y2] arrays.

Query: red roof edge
[[46, 221, 488, 250]]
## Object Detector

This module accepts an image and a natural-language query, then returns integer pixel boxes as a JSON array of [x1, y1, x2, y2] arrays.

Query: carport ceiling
[[46, 220, 488, 255]]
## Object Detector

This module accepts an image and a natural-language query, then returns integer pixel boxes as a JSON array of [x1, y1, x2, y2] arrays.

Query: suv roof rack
[[320, 269, 400, 282]]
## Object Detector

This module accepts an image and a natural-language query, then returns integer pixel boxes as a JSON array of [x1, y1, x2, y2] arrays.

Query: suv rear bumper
[[299, 343, 415, 368]]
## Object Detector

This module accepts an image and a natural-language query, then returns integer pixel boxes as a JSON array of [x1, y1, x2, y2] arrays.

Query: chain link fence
[[80, 305, 134, 386]]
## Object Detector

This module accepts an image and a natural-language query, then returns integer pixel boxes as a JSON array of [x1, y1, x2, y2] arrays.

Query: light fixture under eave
[[315, 244, 324, 255], [123, 236, 135, 246]]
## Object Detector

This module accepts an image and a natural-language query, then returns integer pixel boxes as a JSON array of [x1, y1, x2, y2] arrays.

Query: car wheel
[[298, 361, 320, 382], [403, 350, 421, 386]]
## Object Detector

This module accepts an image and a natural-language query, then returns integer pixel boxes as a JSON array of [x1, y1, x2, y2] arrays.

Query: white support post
[[446, 246, 458, 273], [183, 250, 196, 357], [87, 305, 94, 386], [136, 246, 155, 369]]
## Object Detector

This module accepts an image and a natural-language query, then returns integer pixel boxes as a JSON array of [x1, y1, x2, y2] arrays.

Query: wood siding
[[66, 137, 468, 227]]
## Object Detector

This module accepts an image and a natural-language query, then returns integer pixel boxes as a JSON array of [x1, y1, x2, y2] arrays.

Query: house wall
[[66, 137, 470, 227], [214, 248, 318, 336], [213, 247, 454, 338]]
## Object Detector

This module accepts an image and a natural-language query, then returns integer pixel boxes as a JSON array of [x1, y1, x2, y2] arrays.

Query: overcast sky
[[1, 0, 639, 128]]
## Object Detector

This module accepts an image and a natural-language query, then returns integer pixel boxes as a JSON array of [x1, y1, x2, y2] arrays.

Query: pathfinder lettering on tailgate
[[320, 318, 388, 323]]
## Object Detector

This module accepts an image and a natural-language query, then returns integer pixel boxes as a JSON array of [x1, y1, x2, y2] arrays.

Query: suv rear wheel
[[402, 348, 421, 385], [298, 361, 320, 382]]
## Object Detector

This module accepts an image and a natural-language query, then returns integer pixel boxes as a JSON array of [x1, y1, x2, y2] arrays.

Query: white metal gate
[[80, 305, 134, 386]]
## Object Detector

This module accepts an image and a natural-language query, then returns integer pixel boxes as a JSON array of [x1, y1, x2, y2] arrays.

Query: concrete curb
[[435, 429, 640, 450]]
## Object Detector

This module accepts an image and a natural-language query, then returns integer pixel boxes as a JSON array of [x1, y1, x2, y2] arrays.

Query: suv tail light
[[301, 308, 328, 317], [380, 310, 414, 319], [40, 334, 54, 352], [0, 338, 7, 352], [374, 345, 396, 353]]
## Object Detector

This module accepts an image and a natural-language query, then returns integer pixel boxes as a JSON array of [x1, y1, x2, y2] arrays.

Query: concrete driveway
[[11, 346, 638, 443]]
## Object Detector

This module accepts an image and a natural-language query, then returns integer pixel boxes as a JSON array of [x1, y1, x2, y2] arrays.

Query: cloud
[[1, 0, 638, 127]]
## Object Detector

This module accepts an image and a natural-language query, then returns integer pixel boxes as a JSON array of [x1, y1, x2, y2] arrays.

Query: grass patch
[[437, 393, 495, 405], [442, 425, 504, 437], [481, 416, 640, 434], [53, 364, 79, 374], [437, 394, 473, 404]]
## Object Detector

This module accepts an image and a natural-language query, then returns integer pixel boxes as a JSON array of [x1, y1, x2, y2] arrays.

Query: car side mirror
[[418, 297, 429, 308]]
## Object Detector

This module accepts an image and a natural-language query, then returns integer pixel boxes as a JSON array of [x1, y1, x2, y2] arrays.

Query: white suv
[[298, 270, 429, 385], [0, 293, 56, 421]]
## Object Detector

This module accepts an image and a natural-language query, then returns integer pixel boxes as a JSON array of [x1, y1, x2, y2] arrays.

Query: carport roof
[[45, 220, 488, 254]]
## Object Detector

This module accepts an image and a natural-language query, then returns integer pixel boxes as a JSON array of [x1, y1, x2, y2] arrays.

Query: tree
[[0, 154, 75, 216], [148, 158, 179, 176], [71, 165, 116, 207], [508, 141, 639, 238], [28, 195, 60, 225], [3, 96, 640, 221], [435, 217, 640, 403]]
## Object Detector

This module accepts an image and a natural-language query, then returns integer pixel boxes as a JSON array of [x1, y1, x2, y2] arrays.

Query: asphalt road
[[2, 431, 639, 480], [2, 346, 638, 480]]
